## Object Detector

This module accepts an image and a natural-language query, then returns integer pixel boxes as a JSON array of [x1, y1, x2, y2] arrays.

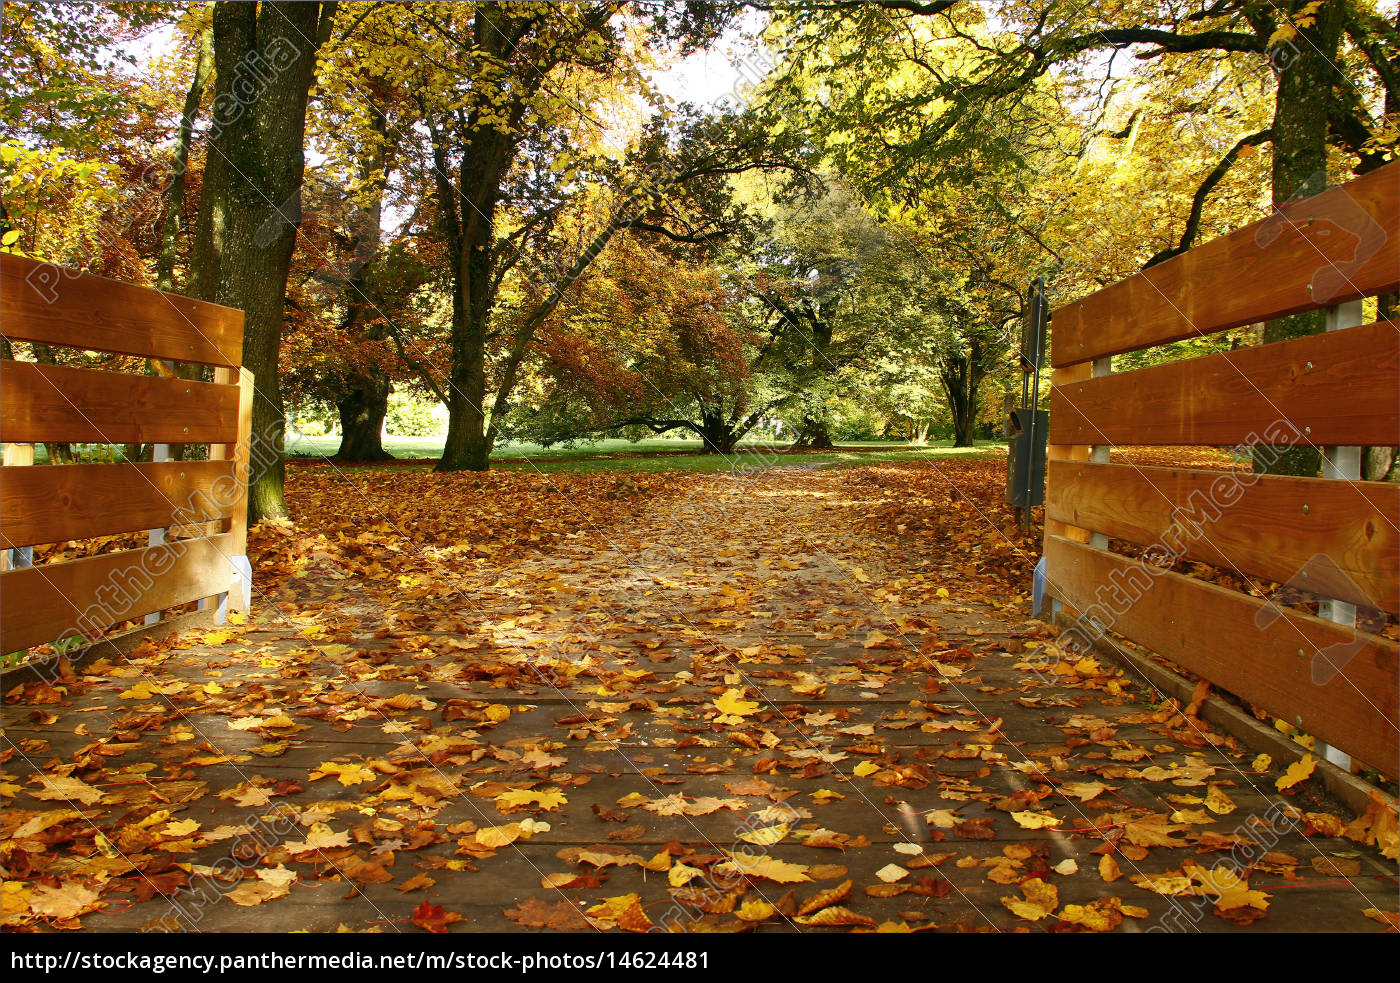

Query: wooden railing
[[0, 254, 252, 655], [1042, 162, 1400, 779]]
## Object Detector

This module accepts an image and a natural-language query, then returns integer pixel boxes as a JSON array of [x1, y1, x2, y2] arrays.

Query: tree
[[763, 0, 1397, 474], [738, 178, 909, 448], [522, 231, 779, 454], [154, 11, 213, 294], [188, 1, 338, 521], [343, 2, 802, 471]]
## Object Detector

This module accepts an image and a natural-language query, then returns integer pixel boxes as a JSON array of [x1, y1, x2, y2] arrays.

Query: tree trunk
[[334, 373, 391, 462], [1362, 446, 1397, 482], [188, 1, 336, 521], [940, 337, 986, 448], [1254, 0, 1343, 477], [436, 254, 494, 472], [330, 107, 395, 465], [795, 415, 835, 449], [155, 20, 213, 294], [697, 411, 738, 454]]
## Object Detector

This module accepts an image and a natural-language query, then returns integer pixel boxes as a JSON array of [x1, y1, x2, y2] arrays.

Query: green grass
[[285, 435, 1006, 475], [30, 436, 1005, 473]]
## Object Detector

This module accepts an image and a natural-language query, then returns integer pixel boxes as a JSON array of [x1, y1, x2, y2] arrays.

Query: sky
[[646, 11, 775, 113]]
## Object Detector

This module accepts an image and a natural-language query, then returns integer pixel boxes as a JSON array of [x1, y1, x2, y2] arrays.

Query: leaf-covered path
[[4, 462, 1396, 933]]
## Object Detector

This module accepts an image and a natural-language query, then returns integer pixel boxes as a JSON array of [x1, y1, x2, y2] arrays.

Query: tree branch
[[1144, 128, 1271, 268]]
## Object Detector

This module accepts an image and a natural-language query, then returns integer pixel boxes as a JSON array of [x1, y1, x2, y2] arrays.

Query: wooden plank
[[0, 533, 234, 652], [1049, 320, 1399, 447], [0, 253, 242, 366], [210, 367, 253, 552], [1046, 461, 1400, 614], [1044, 362, 1094, 548], [1044, 535, 1399, 777], [0, 361, 240, 445], [1, 460, 236, 548], [1051, 161, 1400, 367]]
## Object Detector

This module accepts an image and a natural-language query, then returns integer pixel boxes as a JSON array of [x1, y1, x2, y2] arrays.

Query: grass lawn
[[285, 435, 1007, 474]]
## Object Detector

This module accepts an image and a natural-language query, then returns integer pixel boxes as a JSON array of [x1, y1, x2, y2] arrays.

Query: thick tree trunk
[[951, 401, 976, 447], [794, 415, 835, 449], [699, 413, 739, 454], [436, 264, 494, 472], [189, 1, 335, 522], [430, 70, 511, 473], [1255, 0, 1343, 477], [940, 340, 985, 449], [334, 373, 391, 462]]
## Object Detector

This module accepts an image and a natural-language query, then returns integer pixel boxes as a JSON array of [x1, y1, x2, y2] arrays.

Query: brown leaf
[[505, 897, 590, 931], [410, 901, 464, 933]]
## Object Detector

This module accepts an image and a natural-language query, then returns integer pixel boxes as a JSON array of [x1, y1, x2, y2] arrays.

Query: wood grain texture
[[1046, 461, 1399, 613], [0, 533, 234, 652], [1049, 320, 1399, 447], [1, 253, 242, 366], [0, 361, 240, 444], [1044, 535, 1399, 776], [1050, 161, 1400, 367], [1, 461, 236, 548], [1044, 361, 1094, 551]]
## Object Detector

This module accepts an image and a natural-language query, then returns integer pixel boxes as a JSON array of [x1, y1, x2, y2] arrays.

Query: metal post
[[1089, 356, 1112, 550], [144, 444, 170, 626], [1022, 278, 1047, 533], [1315, 299, 1364, 771]]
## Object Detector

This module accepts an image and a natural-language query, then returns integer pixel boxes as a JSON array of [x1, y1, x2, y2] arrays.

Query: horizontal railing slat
[[1049, 320, 1398, 447], [0, 533, 235, 652], [1, 253, 243, 366], [1045, 461, 1399, 614], [0, 362, 240, 444], [1044, 535, 1399, 777], [1, 461, 236, 549], [1050, 161, 1400, 367]]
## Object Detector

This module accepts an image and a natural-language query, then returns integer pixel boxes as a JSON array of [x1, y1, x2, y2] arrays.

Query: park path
[[3, 463, 1395, 933]]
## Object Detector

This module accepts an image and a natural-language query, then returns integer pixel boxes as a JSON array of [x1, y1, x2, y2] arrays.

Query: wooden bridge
[[1042, 162, 1399, 781], [1, 254, 253, 656]]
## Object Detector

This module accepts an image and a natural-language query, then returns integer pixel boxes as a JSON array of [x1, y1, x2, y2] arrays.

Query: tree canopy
[[2, 0, 1395, 505]]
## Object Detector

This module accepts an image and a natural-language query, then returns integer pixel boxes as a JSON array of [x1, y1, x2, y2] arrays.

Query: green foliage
[[386, 391, 445, 437]]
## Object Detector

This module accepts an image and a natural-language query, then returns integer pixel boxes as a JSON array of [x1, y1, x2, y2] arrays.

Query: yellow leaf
[[1001, 877, 1058, 921], [1205, 786, 1237, 815], [669, 862, 704, 888], [473, 824, 524, 849], [1011, 811, 1060, 830], [284, 823, 350, 856], [494, 788, 568, 813], [309, 761, 377, 786], [734, 898, 777, 922], [1058, 900, 1121, 931], [738, 823, 789, 846], [713, 688, 760, 717], [716, 853, 811, 883], [586, 893, 652, 932], [1276, 754, 1316, 791]]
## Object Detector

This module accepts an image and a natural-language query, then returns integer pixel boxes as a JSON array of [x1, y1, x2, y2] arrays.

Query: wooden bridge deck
[[3, 465, 1394, 933]]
